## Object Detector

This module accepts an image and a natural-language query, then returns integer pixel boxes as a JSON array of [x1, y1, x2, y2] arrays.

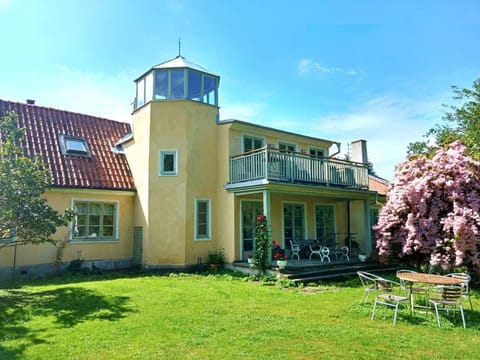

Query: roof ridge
[[0, 98, 125, 125]]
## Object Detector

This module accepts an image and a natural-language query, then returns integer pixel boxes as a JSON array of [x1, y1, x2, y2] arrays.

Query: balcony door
[[241, 200, 263, 259]]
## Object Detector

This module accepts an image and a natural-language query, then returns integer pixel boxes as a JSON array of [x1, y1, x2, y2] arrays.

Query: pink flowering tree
[[374, 141, 480, 272]]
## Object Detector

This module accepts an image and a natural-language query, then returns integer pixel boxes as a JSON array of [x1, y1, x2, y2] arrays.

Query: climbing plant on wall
[[253, 214, 270, 272]]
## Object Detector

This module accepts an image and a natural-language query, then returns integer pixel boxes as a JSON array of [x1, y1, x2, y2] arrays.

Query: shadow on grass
[[0, 286, 132, 359]]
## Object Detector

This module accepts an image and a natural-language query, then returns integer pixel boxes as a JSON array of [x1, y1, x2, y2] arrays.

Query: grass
[[0, 270, 479, 359]]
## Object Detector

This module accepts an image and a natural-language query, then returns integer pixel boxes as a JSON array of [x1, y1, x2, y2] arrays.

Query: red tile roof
[[0, 99, 135, 191], [368, 174, 389, 196]]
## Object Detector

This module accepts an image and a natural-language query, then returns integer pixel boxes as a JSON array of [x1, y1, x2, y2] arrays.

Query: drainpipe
[[329, 142, 341, 158], [12, 242, 17, 274], [346, 200, 351, 251]]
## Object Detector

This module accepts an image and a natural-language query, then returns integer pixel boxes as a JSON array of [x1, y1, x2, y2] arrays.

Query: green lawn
[[0, 271, 479, 359]]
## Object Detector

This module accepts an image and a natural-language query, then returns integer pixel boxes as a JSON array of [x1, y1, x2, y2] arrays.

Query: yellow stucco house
[[0, 55, 385, 276]]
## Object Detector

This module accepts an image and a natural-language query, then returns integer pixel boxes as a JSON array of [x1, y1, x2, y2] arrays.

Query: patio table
[[396, 272, 463, 314]]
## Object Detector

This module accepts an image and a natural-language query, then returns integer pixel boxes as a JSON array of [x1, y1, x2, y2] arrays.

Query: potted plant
[[207, 248, 225, 269], [246, 253, 255, 266], [273, 252, 288, 269]]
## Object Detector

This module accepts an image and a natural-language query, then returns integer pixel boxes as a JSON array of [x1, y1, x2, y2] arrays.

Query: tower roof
[[135, 55, 219, 82], [154, 55, 209, 72]]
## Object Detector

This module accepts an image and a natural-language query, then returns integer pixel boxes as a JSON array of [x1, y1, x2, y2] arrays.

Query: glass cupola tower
[[133, 55, 220, 110]]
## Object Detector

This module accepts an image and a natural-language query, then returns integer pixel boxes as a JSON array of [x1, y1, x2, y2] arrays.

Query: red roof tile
[[0, 99, 135, 191], [368, 174, 389, 196]]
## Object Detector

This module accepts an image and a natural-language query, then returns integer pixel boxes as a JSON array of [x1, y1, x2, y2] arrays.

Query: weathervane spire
[[178, 38, 181, 57]]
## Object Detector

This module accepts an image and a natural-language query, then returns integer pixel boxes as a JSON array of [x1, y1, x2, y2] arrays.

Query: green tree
[[408, 78, 480, 159], [0, 111, 67, 249]]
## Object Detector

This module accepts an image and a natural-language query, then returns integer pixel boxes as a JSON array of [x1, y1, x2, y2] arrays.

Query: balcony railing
[[229, 146, 369, 189]]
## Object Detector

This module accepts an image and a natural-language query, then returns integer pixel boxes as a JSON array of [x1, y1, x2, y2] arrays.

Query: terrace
[[228, 146, 369, 189]]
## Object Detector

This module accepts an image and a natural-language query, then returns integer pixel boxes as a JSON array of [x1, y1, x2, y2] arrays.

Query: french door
[[283, 203, 305, 244], [315, 204, 336, 247], [241, 201, 263, 259]]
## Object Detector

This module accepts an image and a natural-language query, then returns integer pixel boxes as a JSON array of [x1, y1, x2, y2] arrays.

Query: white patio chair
[[357, 271, 381, 303], [289, 240, 301, 261], [309, 242, 322, 261], [446, 272, 473, 310], [429, 285, 466, 328], [371, 278, 409, 325], [320, 247, 331, 262]]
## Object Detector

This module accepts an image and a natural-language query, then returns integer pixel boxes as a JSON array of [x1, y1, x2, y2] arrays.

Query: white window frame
[[314, 203, 337, 243], [159, 149, 178, 176], [309, 147, 327, 158], [282, 201, 307, 245], [278, 142, 297, 153], [69, 199, 120, 242], [242, 134, 265, 153], [194, 198, 211, 241]]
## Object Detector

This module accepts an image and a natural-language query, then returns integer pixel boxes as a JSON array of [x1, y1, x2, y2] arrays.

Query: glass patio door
[[315, 204, 336, 247], [241, 201, 263, 259], [283, 203, 305, 244]]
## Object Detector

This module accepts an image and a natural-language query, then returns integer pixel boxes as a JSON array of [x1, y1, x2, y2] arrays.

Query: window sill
[[70, 238, 119, 244]]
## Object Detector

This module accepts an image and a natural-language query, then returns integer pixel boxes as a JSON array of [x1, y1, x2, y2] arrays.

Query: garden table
[[396, 272, 463, 314]]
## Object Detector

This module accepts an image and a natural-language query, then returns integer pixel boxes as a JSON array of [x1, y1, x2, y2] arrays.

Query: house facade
[[0, 55, 384, 276]]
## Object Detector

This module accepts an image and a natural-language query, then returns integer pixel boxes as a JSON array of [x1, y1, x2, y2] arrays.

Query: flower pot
[[247, 258, 255, 267], [276, 260, 287, 269], [358, 254, 367, 262]]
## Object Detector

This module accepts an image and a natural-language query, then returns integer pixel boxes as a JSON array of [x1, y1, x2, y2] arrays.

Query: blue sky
[[1, 0, 479, 179]]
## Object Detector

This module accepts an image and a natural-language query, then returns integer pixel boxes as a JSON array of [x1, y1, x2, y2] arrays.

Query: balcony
[[228, 147, 369, 190]]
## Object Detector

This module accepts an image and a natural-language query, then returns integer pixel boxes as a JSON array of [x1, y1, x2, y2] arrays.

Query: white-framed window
[[243, 135, 264, 153], [58, 134, 91, 157], [195, 198, 211, 240], [309, 147, 326, 158], [71, 200, 119, 241], [283, 202, 306, 242], [279, 142, 296, 153], [159, 149, 178, 176], [314, 204, 336, 246]]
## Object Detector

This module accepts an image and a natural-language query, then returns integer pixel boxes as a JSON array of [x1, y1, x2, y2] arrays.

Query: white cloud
[[298, 59, 357, 76], [309, 94, 447, 179], [10, 67, 135, 124]]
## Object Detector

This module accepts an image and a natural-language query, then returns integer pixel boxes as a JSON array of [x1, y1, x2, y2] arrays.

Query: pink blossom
[[374, 141, 480, 272]]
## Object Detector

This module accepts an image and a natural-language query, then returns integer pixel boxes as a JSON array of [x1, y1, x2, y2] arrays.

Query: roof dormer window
[[59, 134, 91, 157]]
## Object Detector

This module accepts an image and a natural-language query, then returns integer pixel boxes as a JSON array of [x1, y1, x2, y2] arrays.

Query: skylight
[[59, 134, 91, 156]]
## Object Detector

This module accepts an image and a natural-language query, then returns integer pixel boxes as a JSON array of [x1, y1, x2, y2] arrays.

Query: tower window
[[159, 149, 178, 176]]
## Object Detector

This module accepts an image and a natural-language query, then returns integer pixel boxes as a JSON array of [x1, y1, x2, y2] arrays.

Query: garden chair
[[357, 271, 381, 303], [428, 285, 466, 328], [308, 242, 322, 261], [335, 246, 350, 261], [371, 278, 409, 325], [289, 240, 301, 261], [396, 269, 430, 310], [446, 273, 473, 310]]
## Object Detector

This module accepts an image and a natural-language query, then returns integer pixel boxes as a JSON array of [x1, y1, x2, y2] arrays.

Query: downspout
[[329, 142, 341, 158], [346, 200, 351, 251]]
